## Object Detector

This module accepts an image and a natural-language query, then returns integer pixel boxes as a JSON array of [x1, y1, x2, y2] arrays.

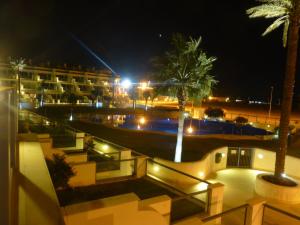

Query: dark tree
[[46, 154, 75, 190]]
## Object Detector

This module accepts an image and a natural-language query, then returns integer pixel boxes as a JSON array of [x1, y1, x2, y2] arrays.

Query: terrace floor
[[208, 169, 300, 212]]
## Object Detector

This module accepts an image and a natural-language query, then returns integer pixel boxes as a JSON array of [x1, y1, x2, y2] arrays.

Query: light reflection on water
[[87, 114, 272, 136]]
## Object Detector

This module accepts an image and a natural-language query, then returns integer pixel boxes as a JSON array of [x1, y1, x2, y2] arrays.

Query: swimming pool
[[118, 116, 272, 136]]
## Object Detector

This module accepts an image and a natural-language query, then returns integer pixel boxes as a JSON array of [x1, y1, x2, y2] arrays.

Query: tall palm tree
[[247, 0, 300, 181], [154, 34, 217, 162], [9, 57, 26, 108], [143, 90, 151, 110]]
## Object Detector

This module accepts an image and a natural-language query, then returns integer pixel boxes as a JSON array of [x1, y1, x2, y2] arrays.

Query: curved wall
[[154, 147, 300, 182]]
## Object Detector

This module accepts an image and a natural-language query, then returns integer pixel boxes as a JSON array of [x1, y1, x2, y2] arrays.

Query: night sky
[[0, 0, 298, 100]]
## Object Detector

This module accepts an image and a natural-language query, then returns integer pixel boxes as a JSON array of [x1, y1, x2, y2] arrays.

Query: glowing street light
[[139, 82, 148, 90], [139, 117, 146, 124], [121, 79, 132, 89]]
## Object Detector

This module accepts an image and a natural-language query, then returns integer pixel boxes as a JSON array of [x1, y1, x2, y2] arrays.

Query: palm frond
[[246, 0, 292, 47], [247, 4, 289, 18], [152, 34, 217, 103], [262, 15, 288, 35], [258, 0, 292, 8], [282, 19, 289, 47]]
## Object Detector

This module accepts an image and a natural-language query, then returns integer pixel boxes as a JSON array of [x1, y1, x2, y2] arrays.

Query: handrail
[[21, 110, 146, 157], [172, 189, 209, 202], [95, 158, 137, 163], [202, 204, 248, 222], [148, 159, 211, 185], [264, 204, 300, 220]]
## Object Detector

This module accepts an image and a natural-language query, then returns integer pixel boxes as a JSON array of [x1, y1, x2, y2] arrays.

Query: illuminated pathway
[[207, 169, 300, 216]]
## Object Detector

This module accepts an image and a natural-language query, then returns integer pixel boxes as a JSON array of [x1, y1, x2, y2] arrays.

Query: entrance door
[[227, 147, 253, 168]]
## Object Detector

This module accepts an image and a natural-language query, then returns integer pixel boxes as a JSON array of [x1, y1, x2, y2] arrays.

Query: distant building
[[0, 63, 120, 105]]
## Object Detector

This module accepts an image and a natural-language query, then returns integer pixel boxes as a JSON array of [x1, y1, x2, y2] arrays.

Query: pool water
[[118, 116, 272, 136]]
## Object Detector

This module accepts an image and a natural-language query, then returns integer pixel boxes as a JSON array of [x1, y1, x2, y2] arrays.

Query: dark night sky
[[0, 0, 298, 100]]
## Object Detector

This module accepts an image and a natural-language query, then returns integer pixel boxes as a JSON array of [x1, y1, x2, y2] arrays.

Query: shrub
[[204, 107, 225, 118], [46, 154, 75, 190], [84, 139, 95, 153], [234, 116, 248, 125]]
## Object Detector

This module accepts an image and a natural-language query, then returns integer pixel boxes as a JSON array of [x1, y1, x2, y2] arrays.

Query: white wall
[[69, 162, 96, 187], [152, 147, 228, 183], [153, 147, 300, 184], [57, 132, 85, 151], [65, 153, 87, 164], [252, 148, 300, 179]]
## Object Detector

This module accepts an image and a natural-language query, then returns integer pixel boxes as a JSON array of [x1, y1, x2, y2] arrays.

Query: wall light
[[258, 154, 264, 159], [102, 144, 109, 150], [154, 165, 160, 172], [199, 171, 205, 178]]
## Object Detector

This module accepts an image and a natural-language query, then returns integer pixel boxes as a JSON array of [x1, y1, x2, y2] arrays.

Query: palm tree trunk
[[175, 88, 186, 162], [145, 98, 148, 110], [275, 0, 300, 179]]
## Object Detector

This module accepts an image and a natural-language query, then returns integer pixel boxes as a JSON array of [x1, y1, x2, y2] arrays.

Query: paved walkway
[[207, 169, 300, 225], [207, 168, 264, 210]]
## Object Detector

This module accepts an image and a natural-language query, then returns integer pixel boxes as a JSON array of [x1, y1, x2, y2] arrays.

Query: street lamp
[[268, 86, 274, 122], [121, 79, 132, 89]]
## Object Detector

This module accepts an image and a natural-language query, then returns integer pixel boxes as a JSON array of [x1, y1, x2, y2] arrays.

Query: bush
[[204, 107, 225, 118], [46, 154, 75, 190], [234, 116, 248, 125], [84, 139, 95, 153]]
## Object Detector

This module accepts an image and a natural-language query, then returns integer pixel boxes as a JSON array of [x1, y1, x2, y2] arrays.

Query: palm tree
[[247, 0, 300, 182], [91, 87, 103, 105], [128, 87, 138, 109], [9, 57, 26, 108], [154, 34, 217, 162], [143, 90, 151, 110]]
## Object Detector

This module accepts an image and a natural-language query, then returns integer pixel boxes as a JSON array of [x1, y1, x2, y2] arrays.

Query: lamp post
[[268, 86, 274, 122]]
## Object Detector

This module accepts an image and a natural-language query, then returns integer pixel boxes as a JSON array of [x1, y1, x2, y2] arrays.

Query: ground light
[[187, 126, 193, 134], [198, 171, 205, 178], [196, 182, 208, 191], [102, 144, 109, 150], [153, 165, 160, 172]]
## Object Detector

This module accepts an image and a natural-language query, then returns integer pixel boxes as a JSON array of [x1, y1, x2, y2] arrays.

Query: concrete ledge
[[255, 174, 300, 204]]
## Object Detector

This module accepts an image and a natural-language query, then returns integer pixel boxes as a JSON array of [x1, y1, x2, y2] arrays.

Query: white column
[[246, 198, 266, 225], [208, 183, 224, 224]]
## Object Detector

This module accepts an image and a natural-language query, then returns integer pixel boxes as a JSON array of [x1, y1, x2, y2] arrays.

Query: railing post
[[207, 183, 224, 224], [135, 156, 148, 178], [245, 198, 266, 225]]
